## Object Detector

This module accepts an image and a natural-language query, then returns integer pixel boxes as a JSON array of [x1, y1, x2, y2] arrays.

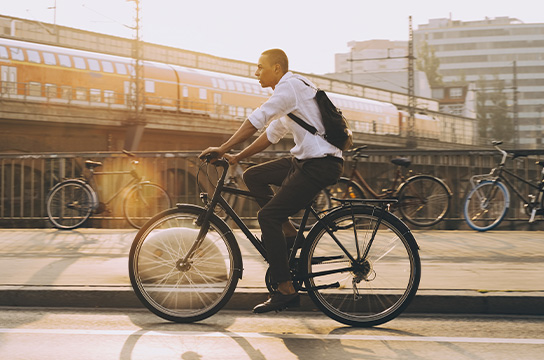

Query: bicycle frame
[[87, 166, 141, 207], [186, 158, 395, 291], [347, 163, 404, 199]]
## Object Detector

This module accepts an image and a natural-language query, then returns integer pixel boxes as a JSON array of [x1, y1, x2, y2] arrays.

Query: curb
[[1, 286, 543, 316]]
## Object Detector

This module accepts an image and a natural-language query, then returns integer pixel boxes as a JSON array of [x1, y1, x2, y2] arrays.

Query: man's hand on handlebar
[[199, 147, 224, 162]]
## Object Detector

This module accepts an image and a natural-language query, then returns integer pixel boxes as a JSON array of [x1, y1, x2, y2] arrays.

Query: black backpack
[[288, 80, 353, 151]]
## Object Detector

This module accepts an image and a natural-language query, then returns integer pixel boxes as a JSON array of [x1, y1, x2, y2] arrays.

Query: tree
[[475, 77, 513, 143], [416, 40, 443, 87]]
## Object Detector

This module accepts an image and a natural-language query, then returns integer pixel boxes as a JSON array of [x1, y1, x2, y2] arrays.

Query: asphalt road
[[0, 307, 542, 360]]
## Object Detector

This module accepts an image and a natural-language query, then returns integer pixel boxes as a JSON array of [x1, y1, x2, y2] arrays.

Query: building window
[[88, 59, 100, 71], [0, 46, 8, 59], [73, 57, 86, 70], [102, 61, 114, 73], [145, 80, 155, 93], [10, 47, 24, 61], [432, 88, 445, 99], [45, 84, 57, 98], [27, 50, 41, 63], [90, 89, 101, 102], [43, 52, 56, 65], [28, 82, 41, 96], [449, 87, 463, 99], [115, 63, 127, 75], [58, 55, 72, 67]]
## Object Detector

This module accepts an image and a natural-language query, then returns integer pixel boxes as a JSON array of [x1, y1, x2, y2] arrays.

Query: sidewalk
[[0, 228, 543, 315]]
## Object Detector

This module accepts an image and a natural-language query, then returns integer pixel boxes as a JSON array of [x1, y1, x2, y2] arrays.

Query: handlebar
[[491, 141, 509, 166]]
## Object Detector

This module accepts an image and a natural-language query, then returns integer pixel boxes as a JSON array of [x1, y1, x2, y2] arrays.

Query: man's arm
[[199, 119, 258, 159], [228, 131, 272, 164]]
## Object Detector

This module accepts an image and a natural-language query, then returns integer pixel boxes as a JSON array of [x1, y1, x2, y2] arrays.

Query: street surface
[[0, 307, 542, 360]]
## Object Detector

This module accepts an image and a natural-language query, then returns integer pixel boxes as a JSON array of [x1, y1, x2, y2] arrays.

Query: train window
[[10, 47, 24, 61], [43, 52, 56, 65], [28, 82, 41, 96], [90, 89, 101, 102], [237, 107, 245, 117], [45, 84, 57, 98], [182, 86, 189, 97], [101, 61, 114, 73], [235, 82, 244, 92], [229, 106, 236, 116], [27, 50, 41, 63], [211, 78, 218, 88], [73, 57, 86, 70], [0, 46, 8, 59], [104, 90, 115, 104], [218, 79, 226, 90], [115, 63, 127, 75], [75, 88, 87, 101], [252, 85, 261, 94], [58, 54, 72, 67], [88, 59, 100, 71], [145, 80, 155, 93], [243, 83, 252, 93], [227, 81, 235, 91], [199, 88, 207, 100], [61, 86, 72, 100]]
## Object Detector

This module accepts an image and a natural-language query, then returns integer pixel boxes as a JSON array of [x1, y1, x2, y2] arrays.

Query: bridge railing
[[1, 150, 543, 230]]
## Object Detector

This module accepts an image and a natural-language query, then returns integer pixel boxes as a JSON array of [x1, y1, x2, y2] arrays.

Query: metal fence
[[1, 149, 543, 230]]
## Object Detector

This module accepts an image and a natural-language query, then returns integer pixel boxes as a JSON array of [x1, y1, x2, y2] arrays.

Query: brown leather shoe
[[253, 292, 300, 314]]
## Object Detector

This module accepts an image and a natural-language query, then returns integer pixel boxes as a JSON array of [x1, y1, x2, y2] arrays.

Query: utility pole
[[512, 61, 518, 149], [124, 0, 145, 151], [406, 16, 417, 148]]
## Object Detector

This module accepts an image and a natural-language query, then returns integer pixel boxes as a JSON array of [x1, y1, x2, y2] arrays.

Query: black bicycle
[[129, 156, 421, 327], [464, 140, 544, 231]]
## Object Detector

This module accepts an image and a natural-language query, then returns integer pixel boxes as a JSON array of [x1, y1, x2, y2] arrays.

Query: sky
[[2, 0, 543, 75]]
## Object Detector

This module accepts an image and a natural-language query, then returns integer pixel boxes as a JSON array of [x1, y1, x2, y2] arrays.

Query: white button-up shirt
[[248, 72, 342, 160]]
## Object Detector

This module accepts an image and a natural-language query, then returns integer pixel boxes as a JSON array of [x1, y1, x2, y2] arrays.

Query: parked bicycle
[[327, 146, 452, 227], [464, 140, 544, 231], [128, 155, 421, 327], [46, 150, 171, 229]]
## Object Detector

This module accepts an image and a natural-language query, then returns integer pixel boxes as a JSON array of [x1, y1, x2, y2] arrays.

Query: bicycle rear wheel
[[124, 183, 172, 228], [129, 205, 242, 323], [397, 175, 451, 227], [300, 205, 420, 327], [464, 181, 509, 231], [46, 180, 94, 229]]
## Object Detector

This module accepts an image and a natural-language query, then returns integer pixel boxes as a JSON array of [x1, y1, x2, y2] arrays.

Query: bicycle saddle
[[391, 157, 411, 167], [85, 160, 103, 169]]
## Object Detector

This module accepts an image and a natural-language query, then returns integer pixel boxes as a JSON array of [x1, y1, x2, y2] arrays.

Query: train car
[[398, 110, 440, 140], [2, 37, 440, 140]]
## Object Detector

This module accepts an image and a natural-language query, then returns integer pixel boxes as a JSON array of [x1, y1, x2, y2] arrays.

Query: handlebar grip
[[123, 150, 136, 157]]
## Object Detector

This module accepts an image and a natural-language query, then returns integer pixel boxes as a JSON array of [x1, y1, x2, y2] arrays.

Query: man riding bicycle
[[200, 49, 343, 313]]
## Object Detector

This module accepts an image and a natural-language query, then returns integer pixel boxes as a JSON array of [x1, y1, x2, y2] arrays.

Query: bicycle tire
[[397, 175, 451, 227], [290, 189, 331, 230], [124, 183, 172, 229], [46, 180, 94, 229], [328, 178, 365, 207], [129, 205, 242, 323], [300, 205, 420, 327], [464, 181, 509, 231]]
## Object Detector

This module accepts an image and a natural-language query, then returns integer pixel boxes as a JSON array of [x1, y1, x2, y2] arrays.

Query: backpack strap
[[287, 113, 318, 135]]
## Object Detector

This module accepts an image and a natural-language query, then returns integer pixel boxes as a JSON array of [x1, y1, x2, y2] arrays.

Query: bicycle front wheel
[[397, 175, 451, 227], [46, 180, 94, 229], [464, 181, 509, 231], [124, 183, 172, 228], [300, 205, 420, 327], [129, 205, 242, 323]]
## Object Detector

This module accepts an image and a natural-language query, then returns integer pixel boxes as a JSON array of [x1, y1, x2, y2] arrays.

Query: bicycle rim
[[328, 178, 365, 207], [47, 181, 93, 229], [129, 206, 242, 323], [464, 181, 508, 231], [398, 176, 450, 227], [124, 183, 171, 228], [301, 206, 420, 327]]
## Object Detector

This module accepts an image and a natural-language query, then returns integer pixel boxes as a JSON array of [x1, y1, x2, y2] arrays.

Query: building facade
[[414, 17, 544, 147]]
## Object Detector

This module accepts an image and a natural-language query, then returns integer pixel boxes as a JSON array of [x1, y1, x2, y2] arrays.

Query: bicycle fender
[[397, 174, 453, 196], [50, 179, 99, 211], [337, 177, 365, 196]]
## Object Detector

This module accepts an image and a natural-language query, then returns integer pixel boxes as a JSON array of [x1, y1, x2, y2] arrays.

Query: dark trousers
[[243, 156, 343, 284]]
